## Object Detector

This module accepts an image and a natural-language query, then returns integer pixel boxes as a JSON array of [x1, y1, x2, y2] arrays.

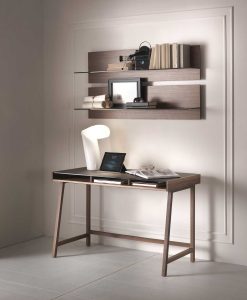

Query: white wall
[[0, 0, 44, 247], [44, 0, 247, 265]]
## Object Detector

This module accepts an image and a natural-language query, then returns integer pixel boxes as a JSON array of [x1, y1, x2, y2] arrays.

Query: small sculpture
[[102, 95, 113, 109]]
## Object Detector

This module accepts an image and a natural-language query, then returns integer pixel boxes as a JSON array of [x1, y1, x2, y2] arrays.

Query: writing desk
[[52, 167, 200, 277]]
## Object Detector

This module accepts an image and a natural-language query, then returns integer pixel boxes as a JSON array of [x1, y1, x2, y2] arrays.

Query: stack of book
[[126, 168, 179, 179], [82, 95, 106, 109], [149, 43, 191, 69], [107, 61, 133, 71], [125, 101, 157, 109], [126, 168, 180, 188]]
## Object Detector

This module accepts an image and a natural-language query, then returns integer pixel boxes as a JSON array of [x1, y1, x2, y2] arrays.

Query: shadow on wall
[[94, 174, 227, 261], [203, 175, 227, 261]]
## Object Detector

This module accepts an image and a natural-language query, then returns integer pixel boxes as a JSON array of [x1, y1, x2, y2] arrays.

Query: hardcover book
[[172, 43, 180, 68], [180, 44, 191, 68]]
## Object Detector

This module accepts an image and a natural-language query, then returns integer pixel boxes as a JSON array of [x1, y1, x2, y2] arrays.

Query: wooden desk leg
[[190, 185, 195, 262], [52, 182, 65, 258], [86, 185, 91, 247], [162, 192, 173, 277]]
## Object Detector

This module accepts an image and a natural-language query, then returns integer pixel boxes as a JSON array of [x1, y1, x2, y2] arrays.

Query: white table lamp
[[81, 125, 110, 170]]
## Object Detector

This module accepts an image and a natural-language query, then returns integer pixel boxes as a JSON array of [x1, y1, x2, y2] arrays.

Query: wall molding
[[69, 6, 234, 245]]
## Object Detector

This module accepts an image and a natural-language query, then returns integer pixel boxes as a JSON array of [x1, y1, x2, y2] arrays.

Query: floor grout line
[[51, 253, 158, 300], [0, 268, 63, 294]]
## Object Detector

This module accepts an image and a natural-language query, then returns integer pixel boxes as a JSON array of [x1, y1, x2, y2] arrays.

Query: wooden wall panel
[[88, 49, 134, 72], [88, 108, 200, 119], [148, 85, 200, 108], [88, 87, 107, 96]]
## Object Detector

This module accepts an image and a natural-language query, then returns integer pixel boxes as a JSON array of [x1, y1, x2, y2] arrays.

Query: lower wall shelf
[[74, 108, 201, 120]]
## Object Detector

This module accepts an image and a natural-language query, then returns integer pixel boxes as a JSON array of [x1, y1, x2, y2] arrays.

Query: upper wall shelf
[[87, 46, 201, 71], [75, 46, 201, 83], [75, 46, 202, 120]]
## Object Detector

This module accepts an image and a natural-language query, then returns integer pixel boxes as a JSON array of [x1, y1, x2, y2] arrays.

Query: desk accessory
[[125, 41, 151, 70], [102, 95, 113, 109], [82, 95, 106, 109], [126, 101, 157, 109], [81, 125, 110, 170], [126, 168, 179, 179], [100, 152, 126, 172]]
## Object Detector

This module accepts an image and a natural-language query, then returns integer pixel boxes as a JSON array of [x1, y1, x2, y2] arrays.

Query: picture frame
[[100, 152, 126, 172], [108, 78, 146, 106]]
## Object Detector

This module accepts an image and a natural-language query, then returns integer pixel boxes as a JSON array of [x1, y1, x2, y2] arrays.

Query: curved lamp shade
[[81, 125, 110, 170]]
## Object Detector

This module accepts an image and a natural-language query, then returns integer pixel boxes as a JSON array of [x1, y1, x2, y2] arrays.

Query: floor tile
[[0, 238, 153, 294], [66, 278, 166, 300], [0, 278, 59, 300]]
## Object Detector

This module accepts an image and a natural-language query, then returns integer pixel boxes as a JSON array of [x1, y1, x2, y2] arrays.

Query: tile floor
[[0, 237, 247, 299]]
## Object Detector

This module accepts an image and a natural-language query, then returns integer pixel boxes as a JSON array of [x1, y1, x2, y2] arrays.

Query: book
[[131, 182, 160, 188], [93, 179, 125, 185], [149, 47, 155, 69], [93, 95, 106, 102], [150, 44, 172, 69], [82, 95, 105, 109], [126, 169, 179, 180], [92, 102, 103, 109], [132, 181, 167, 188], [180, 44, 191, 68], [125, 101, 157, 108], [155, 44, 161, 69], [107, 62, 133, 71], [126, 106, 157, 109], [83, 96, 94, 102], [172, 43, 180, 68], [149, 43, 190, 69], [125, 102, 157, 109], [82, 102, 93, 109], [165, 44, 171, 68], [107, 66, 129, 71], [160, 44, 166, 69]]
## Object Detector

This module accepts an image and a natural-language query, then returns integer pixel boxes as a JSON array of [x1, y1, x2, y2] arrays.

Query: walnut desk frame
[[52, 168, 200, 277]]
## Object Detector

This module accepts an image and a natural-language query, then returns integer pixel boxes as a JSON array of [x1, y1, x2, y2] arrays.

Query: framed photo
[[100, 152, 126, 172], [108, 78, 146, 106]]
